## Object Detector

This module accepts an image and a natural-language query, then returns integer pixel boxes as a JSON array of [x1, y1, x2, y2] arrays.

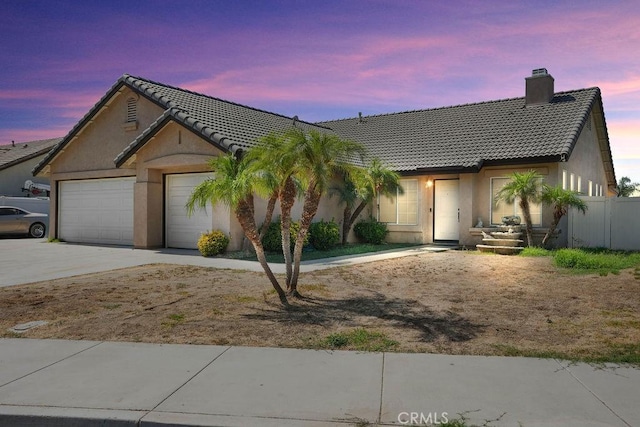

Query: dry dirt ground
[[2, 251, 639, 359]]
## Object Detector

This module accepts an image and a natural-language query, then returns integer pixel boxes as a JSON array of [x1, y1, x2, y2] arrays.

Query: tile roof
[[35, 74, 334, 174], [0, 138, 62, 172], [34, 73, 611, 184], [115, 75, 334, 166], [318, 88, 601, 172]]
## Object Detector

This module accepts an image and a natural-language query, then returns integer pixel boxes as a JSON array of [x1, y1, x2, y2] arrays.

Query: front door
[[434, 179, 460, 241]]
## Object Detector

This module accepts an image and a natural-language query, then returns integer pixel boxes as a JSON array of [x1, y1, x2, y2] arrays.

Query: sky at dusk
[[1, 0, 639, 183]]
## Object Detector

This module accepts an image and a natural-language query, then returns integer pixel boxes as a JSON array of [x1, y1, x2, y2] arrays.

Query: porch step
[[476, 244, 525, 255], [481, 238, 524, 247]]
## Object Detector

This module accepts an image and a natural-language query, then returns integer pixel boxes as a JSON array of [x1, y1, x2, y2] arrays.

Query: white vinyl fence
[[567, 197, 640, 250]]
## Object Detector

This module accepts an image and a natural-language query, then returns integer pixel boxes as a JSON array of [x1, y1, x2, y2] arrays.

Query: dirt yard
[[2, 251, 639, 360]]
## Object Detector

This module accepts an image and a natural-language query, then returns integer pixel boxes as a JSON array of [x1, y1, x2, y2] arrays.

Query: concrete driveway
[[0, 238, 446, 288]]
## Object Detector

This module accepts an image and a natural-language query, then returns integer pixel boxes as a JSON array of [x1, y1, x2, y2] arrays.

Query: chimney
[[525, 68, 554, 105]]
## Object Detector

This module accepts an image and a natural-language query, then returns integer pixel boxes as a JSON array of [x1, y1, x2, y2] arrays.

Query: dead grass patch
[[1, 253, 639, 363]]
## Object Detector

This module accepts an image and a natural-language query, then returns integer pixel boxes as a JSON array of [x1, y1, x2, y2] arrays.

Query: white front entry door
[[434, 179, 460, 241], [166, 173, 213, 249]]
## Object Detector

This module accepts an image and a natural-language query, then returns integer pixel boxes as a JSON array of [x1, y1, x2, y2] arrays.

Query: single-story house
[[0, 138, 61, 197], [33, 68, 616, 249]]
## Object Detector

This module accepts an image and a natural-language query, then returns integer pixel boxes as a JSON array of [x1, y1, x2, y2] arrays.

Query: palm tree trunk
[[280, 177, 296, 287], [349, 200, 368, 230], [259, 192, 278, 240], [290, 185, 322, 296], [236, 197, 287, 305], [541, 210, 563, 248], [520, 199, 534, 247], [341, 206, 352, 245], [342, 199, 368, 245]]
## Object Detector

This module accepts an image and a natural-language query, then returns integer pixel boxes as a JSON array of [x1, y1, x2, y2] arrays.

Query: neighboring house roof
[[33, 74, 616, 189], [319, 88, 608, 174], [0, 138, 62, 172]]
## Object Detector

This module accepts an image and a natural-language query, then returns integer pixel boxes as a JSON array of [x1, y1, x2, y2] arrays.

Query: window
[[577, 176, 582, 193], [562, 170, 567, 190], [491, 177, 542, 225], [379, 179, 418, 225], [0, 208, 23, 215], [588, 180, 593, 196], [126, 97, 137, 123], [570, 173, 575, 191]]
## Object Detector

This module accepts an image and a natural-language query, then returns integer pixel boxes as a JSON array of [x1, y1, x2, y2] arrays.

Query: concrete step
[[482, 239, 524, 247], [476, 244, 525, 255]]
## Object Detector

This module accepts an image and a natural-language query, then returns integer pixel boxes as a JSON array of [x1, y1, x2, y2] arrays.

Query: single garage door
[[166, 173, 213, 249], [59, 177, 134, 245]]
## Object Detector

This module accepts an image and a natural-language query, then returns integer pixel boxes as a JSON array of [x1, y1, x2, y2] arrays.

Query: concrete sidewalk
[[0, 238, 449, 288], [0, 339, 637, 426]]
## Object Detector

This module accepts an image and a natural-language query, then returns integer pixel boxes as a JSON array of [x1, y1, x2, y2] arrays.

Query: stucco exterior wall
[[50, 89, 164, 176], [0, 155, 49, 196], [46, 88, 165, 240], [552, 112, 612, 246], [561, 112, 610, 196], [132, 121, 228, 248]]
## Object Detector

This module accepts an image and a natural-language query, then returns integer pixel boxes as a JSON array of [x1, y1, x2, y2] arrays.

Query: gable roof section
[[319, 88, 608, 175], [34, 74, 615, 188], [0, 137, 62, 172], [116, 75, 337, 166], [34, 74, 332, 175]]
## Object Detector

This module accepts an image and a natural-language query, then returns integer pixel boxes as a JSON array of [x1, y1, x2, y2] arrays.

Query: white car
[[0, 206, 48, 238]]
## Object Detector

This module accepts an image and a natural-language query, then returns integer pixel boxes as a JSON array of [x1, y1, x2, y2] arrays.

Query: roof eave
[[1, 145, 57, 172], [114, 108, 244, 168], [32, 75, 132, 176]]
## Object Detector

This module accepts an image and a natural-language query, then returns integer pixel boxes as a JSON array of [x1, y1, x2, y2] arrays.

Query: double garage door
[[59, 178, 135, 245], [58, 174, 214, 248]]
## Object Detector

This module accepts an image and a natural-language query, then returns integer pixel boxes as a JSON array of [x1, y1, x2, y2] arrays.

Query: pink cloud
[[594, 76, 640, 98], [607, 120, 640, 160]]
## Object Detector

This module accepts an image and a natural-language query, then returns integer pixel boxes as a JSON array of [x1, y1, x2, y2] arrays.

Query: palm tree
[[287, 129, 365, 295], [246, 130, 302, 288], [332, 158, 401, 245], [186, 153, 288, 305], [616, 176, 639, 197], [494, 170, 543, 247], [540, 185, 588, 247]]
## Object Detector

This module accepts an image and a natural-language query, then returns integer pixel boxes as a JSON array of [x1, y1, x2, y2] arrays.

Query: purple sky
[[1, 0, 639, 183]]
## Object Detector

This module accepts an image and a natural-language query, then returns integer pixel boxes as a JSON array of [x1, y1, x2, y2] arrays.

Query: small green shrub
[[197, 230, 230, 257], [553, 248, 640, 272], [354, 219, 388, 244], [309, 219, 340, 250], [520, 247, 551, 257], [261, 218, 308, 252]]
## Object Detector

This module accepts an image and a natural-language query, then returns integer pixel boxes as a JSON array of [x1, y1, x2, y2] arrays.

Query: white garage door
[[166, 173, 213, 249], [59, 177, 134, 245]]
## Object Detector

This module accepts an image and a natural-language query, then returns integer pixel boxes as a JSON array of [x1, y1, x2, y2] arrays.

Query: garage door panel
[[59, 178, 134, 246], [166, 174, 213, 249]]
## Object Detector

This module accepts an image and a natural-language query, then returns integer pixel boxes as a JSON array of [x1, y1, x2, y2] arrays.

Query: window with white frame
[[379, 179, 418, 225], [491, 177, 542, 225]]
